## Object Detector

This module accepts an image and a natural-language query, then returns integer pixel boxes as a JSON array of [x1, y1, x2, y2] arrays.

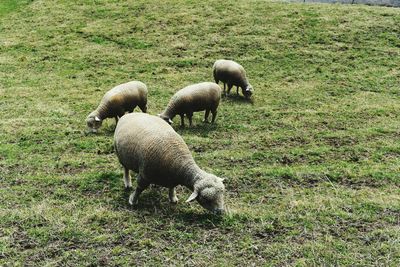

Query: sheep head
[[86, 113, 103, 133], [186, 174, 225, 214], [158, 113, 173, 125], [243, 84, 253, 99]]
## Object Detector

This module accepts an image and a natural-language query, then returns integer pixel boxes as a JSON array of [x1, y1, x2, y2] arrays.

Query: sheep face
[[86, 115, 102, 132], [186, 175, 225, 214], [243, 84, 253, 98], [158, 114, 173, 125]]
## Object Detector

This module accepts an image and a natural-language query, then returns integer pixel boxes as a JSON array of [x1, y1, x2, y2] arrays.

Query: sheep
[[158, 82, 221, 127], [213, 59, 253, 98], [86, 81, 148, 133], [114, 113, 226, 214]]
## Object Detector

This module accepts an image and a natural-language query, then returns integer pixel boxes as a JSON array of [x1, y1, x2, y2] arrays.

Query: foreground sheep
[[213, 59, 253, 98], [159, 82, 221, 127], [114, 113, 226, 214], [86, 81, 148, 132]]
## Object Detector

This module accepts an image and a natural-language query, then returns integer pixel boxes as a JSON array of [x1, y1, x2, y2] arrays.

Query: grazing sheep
[[213, 59, 253, 98], [86, 81, 148, 132], [114, 113, 226, 214], [158, 82, 221, 127]]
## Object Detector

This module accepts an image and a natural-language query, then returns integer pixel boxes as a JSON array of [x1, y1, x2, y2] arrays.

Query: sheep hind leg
[[236, 86, 239, 95], [123, 167, 132, 189], [169, 187, 179, 204], [211, 109, 217, 123], [129, 176, 149, 206], [180, 114, 185, 127], [203, 110, 210, 123]]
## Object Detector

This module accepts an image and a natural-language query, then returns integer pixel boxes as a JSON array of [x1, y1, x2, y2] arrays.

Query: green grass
[[0, 0, 32, 17], [1, 0, 400, 265]]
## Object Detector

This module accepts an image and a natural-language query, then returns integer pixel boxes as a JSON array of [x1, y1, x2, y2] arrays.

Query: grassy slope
[[0, 0, 399, 265]]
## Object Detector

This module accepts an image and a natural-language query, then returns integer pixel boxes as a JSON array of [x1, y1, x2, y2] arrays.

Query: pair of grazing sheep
[[86, 59, 253, 214]]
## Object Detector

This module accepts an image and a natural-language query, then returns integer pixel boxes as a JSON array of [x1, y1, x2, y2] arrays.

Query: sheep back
[[99, 81, 147, 118], [114, 113, 197, 188], [165, 82, 221, 116], [213, 59, 248, 88]]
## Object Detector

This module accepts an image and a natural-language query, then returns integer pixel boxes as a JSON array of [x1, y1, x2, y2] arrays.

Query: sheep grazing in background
[[114, 113, 226, 214], [86, 81, 148, 133], [213, 59, 253, 99], [158, 82, 221, 127]]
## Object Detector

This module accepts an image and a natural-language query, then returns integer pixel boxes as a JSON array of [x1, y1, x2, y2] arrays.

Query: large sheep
[[213, 59, 253, 98], [114, 113, 226, 214], [158, 82, 221, 127], [86, 81, 148, 132]]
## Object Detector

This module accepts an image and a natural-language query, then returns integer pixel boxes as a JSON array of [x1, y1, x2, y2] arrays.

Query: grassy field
[[1, 0, 399, 265]]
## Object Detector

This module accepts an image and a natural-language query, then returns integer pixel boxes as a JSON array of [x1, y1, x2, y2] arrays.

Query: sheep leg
[[227, 84, 233, 95], [180, 114, 185, 127], [203, 110, 210, 123], [123, 167, 132, 189], [211, 109, 217, 123], [236, 86, 239, 95], [139, 104, 147, 113], [168, 187, 179, 204], [115, 116, 119, 124], [223, 83, 227, 96], [187, 113, 193, 126], [129, 177, 149, 206]]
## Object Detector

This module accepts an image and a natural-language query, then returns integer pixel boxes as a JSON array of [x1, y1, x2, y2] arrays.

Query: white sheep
[[158, 82, 221, 127], [86, 81, 148, 132], [213, 59, 253, 98], [114, 113, 226, 214]]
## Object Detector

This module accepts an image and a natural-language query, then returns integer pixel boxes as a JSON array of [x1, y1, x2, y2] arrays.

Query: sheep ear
[[95, 116, 101, 122], [245, 88, 250, 92], [220, 178, 225, 182], [157, 114, 161, 117], [168, 119, 173, 124], [185, 191, 198, 202]]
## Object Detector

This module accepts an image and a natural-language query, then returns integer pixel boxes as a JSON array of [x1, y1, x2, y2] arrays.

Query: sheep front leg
[[123, 167, 132, 189], [236, 86, 239, 95], [227, 84, 233, 95], [203, 110, 210, 123], [223, 83, 227, 96], [169, 187, 179, 204], [139, 104, 147, 113], [187, 113, 193, 126], [129, 177, 149, 206]]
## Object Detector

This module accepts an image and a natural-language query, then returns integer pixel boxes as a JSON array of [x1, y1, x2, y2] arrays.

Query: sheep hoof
[[128, 193, 138, 206], [124, 185, 132, 191], [170, 197, 179, 204]]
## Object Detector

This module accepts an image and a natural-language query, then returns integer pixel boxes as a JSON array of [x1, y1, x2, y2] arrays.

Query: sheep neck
[[95, 102, 109, 120], [162, 96, 179, 119], [180, 163, 204, 191], [240, 79, 249, 90]]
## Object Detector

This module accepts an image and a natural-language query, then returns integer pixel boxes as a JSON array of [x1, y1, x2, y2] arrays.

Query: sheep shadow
[[176, 121, 219, 136], [222, 94, 254, 105], [102, 123, 117, 136], [128, 196, 226, 229], [94, 172, 226, 227]]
